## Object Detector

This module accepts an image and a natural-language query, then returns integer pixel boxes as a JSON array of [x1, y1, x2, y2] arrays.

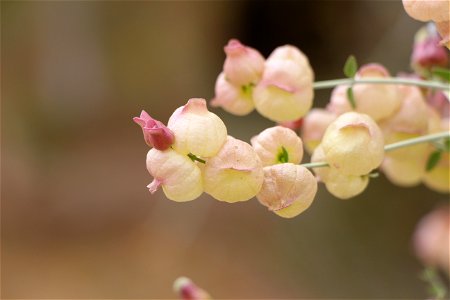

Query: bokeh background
[[2, 1, 448, 298]]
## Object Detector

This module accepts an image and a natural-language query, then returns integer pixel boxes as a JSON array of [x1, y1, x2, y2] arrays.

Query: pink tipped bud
[[412, 24, 449, 73], [210, 72, 255, 116], [257, 163, 317, 218], [251, 126, 304, 166], [173, 277, 211, 300], [168, 98, 227, 158], [327, 64, 401, 121], [223, 39, 265, 86], [133, 110, 174, 150], [253, 45, 314, 122]]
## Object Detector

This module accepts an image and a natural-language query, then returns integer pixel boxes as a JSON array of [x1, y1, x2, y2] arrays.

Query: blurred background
[[2, 1, 448, 298]]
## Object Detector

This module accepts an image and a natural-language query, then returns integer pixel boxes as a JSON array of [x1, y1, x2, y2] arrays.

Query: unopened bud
[[251, 126, 304, 166], [411, 24, 449, 73], [173, 277, 211, 300], [257, 163, 317, 218], [327, 64, 401, 121], [324, 169, 369, 200], [202, 136, 264, 203], [253, 45, 314, 122], [146, 148, 203, 202], [223, 39, 265, 86], [210, 72, 255, 116], [168, 98, 227, 158], [133, 110, 174, 150], [321, 112, 384, 176]]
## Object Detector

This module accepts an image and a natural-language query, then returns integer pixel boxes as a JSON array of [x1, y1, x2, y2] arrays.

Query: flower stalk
[[301, 131, 450, 169], [313, 78, 449, 91]]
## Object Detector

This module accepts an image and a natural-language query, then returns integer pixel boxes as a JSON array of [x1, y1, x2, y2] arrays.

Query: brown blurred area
[[1, 1, 448, 298]]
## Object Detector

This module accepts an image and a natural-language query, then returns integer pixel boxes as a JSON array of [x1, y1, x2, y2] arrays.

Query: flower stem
[[313, 78, 450, 91], [301, 131, 450, 169]]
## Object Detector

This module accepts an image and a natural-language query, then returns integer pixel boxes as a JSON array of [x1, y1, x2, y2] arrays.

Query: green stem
[[313, 78, 449, 91], [301, 131, 450, 169]]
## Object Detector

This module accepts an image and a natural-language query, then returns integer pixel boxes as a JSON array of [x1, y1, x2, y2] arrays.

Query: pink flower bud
[[223, 39, 265, 86], [327, 64, 401, 121], [257, 163, 317, 218], [210, 72, 255, 116], [146, 148, 203, 202], [202, 136, 264, 203], [253, 45, 314, 122], [403, 0, 449, 22], [301, 109, 337, 154], [414, 206, 450, 273], [411, 25, 449, 72], [173, 277, 211, 300], [321, 112, 385, 176], [251, 126, 304, 166], [278, 118, 304, 130], [133, 110, 175, 150], [168, 98, 227, 158]]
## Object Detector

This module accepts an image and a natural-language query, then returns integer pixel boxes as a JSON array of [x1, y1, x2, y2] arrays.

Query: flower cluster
[[135, 98, 317, 218], [211, 39, 314, 122]]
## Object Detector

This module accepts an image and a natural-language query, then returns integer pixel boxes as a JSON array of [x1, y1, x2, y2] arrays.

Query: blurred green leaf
[[343, 55, 358, 78], [426, 150, 442, 172], [432, 67, 450, 82], [346, 87, 356, 109]]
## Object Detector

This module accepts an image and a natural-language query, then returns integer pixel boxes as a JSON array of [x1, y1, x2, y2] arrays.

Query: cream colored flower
[[210, 72, 255, 116], [257, 163, 317, 218], [253, 45, 314, 122], [381, 155, 425, 187], [321, 112, 385, 176], [168, 98, 227, 158], [251, 126, 303, 166], [202, 136, 264, 203], [146, 148, 203, 202]]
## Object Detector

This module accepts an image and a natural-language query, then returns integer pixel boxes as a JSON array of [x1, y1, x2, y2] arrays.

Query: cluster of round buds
[[135, 101, 318, 217], [402, 0, 450, 48], [135, 98, 267, 203], [212, 39, 314, 122], [301, 58, 449, 195], [310, 112, 384, 199]]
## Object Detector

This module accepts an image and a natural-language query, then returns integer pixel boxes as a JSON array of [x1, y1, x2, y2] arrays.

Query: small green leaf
[[343, 55, 358, 78], [426, 150, 442, 172], [346, 87, 356, 109], [277, 146, 289, 163], [188, 153, 206, 164], [432, 67, 450, 82]]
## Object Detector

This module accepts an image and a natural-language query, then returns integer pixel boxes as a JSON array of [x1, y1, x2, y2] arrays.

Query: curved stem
[[313, 78, 449, 91], [301, 131, 450, 169]]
